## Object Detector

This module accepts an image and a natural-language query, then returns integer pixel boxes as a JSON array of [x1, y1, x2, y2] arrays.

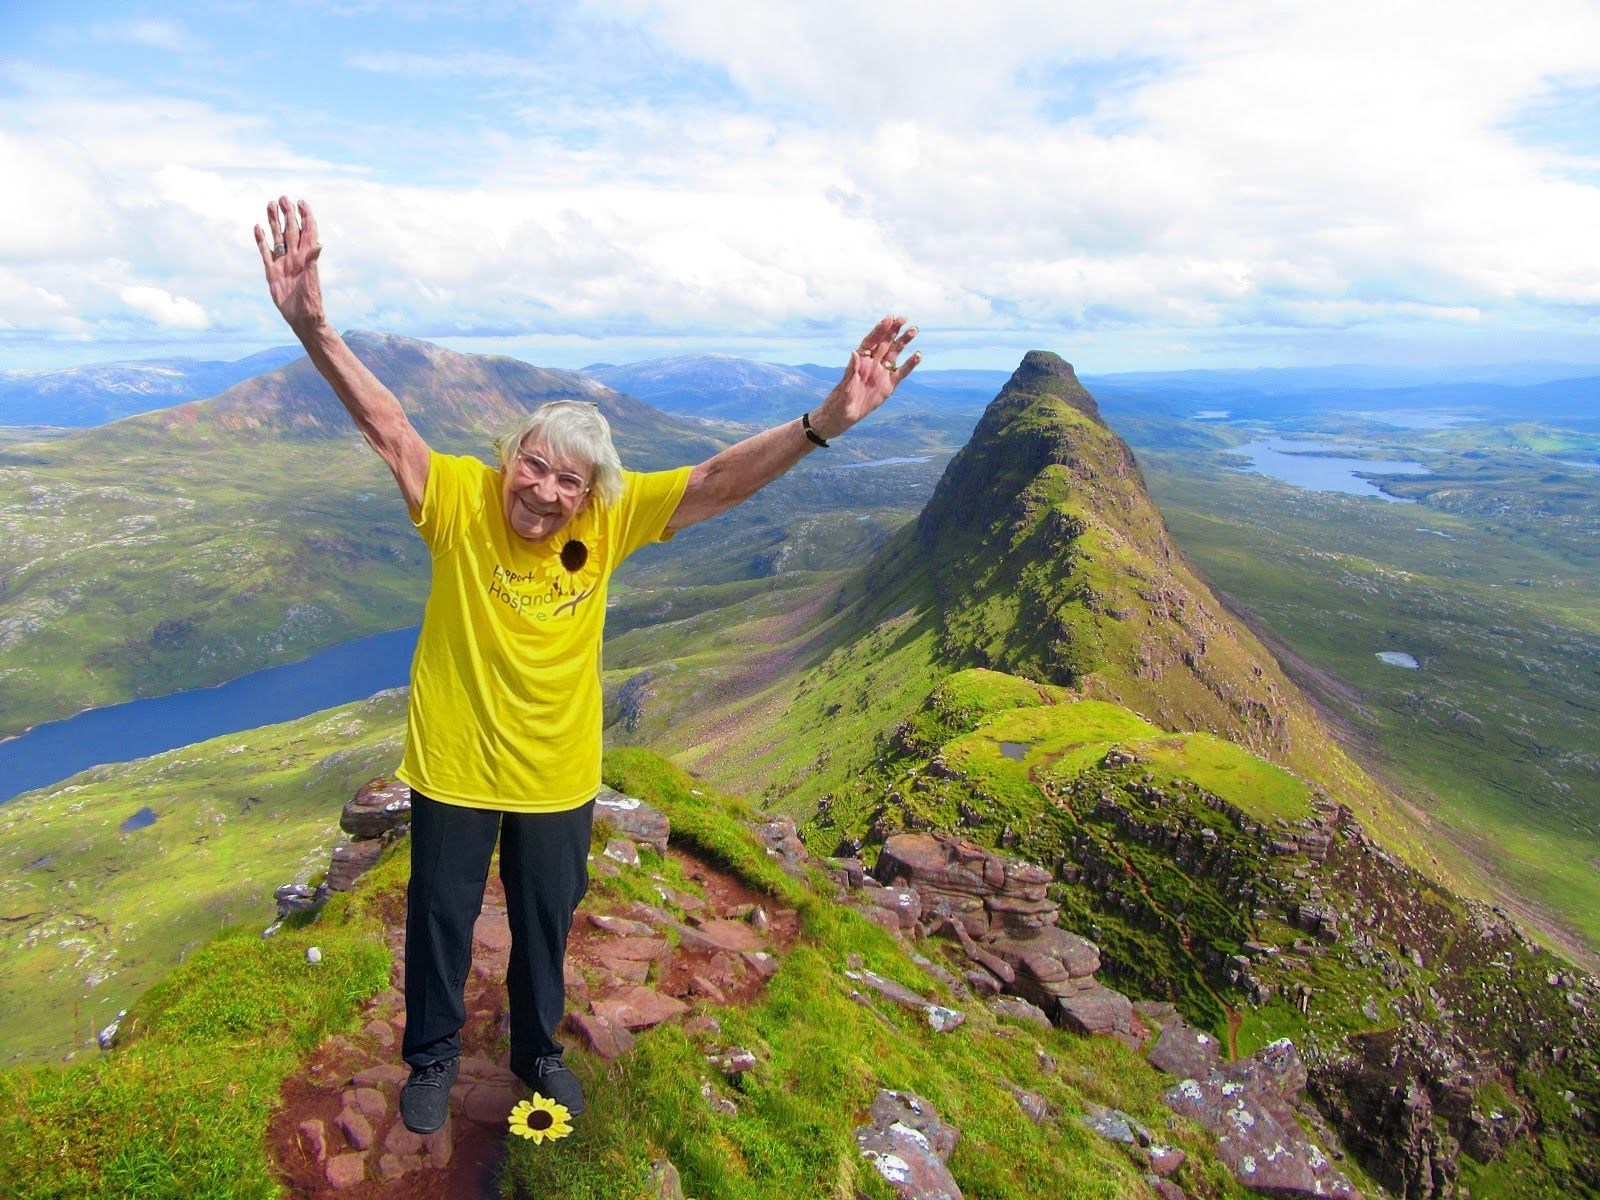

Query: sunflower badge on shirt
[[508, 501, 606, 619]]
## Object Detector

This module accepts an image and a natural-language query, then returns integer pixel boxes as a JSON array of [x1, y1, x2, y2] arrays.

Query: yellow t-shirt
[[395, 450, 691, 812]]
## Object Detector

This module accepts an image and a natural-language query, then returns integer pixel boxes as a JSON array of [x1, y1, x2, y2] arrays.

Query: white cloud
[[120, 286, 209, 330], [4, 3, 1600, 366]]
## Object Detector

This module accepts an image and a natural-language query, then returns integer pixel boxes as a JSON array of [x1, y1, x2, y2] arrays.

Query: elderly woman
[[256, 197, 918, 1134]]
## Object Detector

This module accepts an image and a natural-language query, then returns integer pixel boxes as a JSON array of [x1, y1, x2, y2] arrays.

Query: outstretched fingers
[[888, 350, 923, 385], [856, 314, 904, 360], [298, 199, 319, 253], [265, 200, 283, 252], [278, 195, 301, 254]]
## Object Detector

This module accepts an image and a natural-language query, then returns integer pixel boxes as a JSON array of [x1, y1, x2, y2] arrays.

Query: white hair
[[494, 401, 624, 507]]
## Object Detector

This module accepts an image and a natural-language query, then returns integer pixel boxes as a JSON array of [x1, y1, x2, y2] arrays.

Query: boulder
[[1057, 984, 1134, 1037], [275, 882, 327, 920], [326, 839, 385, 892], [594, 787, 670, 855], [1148, 1019, 1224, 1079], [1164, 1039, 1362, 1199], [340, 778, 412, 840]]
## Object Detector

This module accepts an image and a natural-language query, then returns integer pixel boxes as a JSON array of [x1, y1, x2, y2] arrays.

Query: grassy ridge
[[2, 745, 1253, 1200]]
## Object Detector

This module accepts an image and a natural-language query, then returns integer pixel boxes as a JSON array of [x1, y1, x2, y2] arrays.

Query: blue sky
[[2, 0, 1599, 372]]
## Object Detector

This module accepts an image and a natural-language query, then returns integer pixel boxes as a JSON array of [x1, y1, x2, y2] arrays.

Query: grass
[[495, 749, 1250, 1200], [0, 846, 401, 1199], [1, 746, 1254, 1200], [0, 690, 409, 1066]]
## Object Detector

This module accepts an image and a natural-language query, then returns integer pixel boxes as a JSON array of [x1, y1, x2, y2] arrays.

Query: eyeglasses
[[515, 451, 591, 499]]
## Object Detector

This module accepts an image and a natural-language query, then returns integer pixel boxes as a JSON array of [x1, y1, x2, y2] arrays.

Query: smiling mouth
[[518, 494, 559, 518]]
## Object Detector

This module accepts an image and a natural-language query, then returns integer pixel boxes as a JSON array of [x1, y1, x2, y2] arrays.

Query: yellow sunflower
[[508, 1094, 573, 1144]]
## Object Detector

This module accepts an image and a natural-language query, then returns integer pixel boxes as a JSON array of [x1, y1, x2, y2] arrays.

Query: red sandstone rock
[[341, 778, 412, 840], [563, 1011, 637, 1059], [592, 985, 691, 1030], [324, 1152, 366, 1189], [298, 1117, 327, 1164], [334, 1107, 374, 1151]]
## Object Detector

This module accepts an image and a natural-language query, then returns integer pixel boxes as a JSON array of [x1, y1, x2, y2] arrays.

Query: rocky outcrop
[[855, 1090, 963, 1200], [868, 832, 1136, 1039], [339, 777, 412, 840], [595, 785, 669, 855], [875, 832, 1058, 936], [1153, 1031, 1362, 1199]]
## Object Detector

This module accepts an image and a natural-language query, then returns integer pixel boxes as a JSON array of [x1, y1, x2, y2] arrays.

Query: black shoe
[[523, 1054, 585, 1116], [399, 1055, 459, 1134]]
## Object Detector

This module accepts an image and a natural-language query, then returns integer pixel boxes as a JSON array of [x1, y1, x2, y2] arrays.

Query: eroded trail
[[268, 846, 800, 1199]]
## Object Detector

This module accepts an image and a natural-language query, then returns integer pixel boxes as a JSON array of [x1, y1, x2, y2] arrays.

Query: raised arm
[[254, 197, 430, 515], [666, 317, 920, 532]]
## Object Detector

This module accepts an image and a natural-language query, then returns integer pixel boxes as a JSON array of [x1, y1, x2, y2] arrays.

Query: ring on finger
[[271, 243, 287, 256]]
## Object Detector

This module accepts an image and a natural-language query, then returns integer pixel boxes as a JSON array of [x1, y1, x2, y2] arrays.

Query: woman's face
[[500, 436, 592, 543]]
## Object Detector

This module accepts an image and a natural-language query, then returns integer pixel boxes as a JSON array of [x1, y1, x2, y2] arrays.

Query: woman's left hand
[[813, 316, 920, 439]]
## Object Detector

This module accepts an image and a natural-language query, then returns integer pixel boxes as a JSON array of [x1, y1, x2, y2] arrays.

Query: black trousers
[[401, 789, 594, 1078]]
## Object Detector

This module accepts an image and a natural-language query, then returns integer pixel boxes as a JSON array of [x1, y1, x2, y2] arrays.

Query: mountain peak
[[995, 350, 1101, 425], [892, 351, 1302, 758]]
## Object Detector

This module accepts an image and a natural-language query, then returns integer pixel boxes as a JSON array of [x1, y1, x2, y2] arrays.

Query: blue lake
[[0, 625, 419, 805], [1227, 439, 1430, 502]]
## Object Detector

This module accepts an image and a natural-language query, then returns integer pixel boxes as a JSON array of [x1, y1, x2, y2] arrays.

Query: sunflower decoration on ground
[[508, 1094, 574, 1144]]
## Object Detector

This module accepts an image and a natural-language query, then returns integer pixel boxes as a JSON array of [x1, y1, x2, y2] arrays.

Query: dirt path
[[268, 846, 800, 1198]]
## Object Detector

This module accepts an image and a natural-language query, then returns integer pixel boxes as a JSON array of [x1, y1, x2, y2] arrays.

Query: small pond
[[120, 806, 159, 832]]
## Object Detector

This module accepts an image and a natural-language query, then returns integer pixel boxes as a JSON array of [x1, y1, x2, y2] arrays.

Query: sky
[[2, 1, 1600, 373]]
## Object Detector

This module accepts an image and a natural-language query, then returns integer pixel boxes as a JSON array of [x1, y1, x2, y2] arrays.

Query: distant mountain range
[[0, 347, 302, 426], [10, 341, 1598, 434], [583, 354, 1008, 422]]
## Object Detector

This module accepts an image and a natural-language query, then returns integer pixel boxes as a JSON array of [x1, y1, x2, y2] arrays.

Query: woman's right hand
[[254, 196, 326, 333]]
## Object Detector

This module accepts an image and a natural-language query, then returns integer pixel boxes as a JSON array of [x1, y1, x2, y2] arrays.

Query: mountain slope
[[610, 352, 1405, 854], [0, 334, 727, 739]]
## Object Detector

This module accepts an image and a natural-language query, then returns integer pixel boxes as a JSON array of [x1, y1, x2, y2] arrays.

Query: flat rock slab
[[561, 1012, 636, 1060], [675, 919, 766, 953], [591, 986, 691, 1030], [1148, 1019, 1223, 1079]]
